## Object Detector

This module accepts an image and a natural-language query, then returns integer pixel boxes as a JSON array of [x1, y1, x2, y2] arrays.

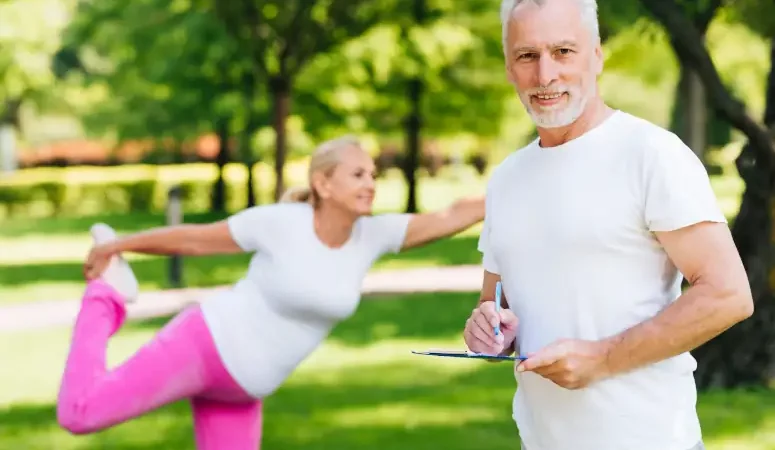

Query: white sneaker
[[90, 223, 139, 303]]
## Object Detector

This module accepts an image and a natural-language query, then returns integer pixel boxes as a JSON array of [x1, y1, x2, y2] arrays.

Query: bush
[[0, 162, 289, 219]]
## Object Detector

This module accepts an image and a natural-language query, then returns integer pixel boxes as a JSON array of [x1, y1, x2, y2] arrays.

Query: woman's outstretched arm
[[100, 222, 243, 257], [84, 221, 243, 280], [400, 196, 485, 250]]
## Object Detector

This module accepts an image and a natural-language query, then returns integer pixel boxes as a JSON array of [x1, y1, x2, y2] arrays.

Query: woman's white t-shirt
[[199, 202, 411, 398]]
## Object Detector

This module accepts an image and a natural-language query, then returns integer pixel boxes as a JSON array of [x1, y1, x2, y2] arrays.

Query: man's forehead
[[506, 1, 588, 48]]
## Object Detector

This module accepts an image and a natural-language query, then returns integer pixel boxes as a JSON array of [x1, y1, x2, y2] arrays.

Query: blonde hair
[[279, 135, 362, 206]]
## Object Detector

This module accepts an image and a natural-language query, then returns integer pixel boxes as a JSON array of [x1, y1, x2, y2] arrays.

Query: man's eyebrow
[[512, 40, 579, 54], [553, 40, 578, 48]]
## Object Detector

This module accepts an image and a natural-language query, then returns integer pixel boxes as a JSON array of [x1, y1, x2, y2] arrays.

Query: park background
[[1, 0, 775, 448]]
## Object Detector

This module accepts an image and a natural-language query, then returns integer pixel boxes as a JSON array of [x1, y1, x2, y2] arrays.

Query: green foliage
[[56, 0, 262, 148], [0, 0, 79, 147], [297, 1, 512, 143], [722, 0, 775, 39]]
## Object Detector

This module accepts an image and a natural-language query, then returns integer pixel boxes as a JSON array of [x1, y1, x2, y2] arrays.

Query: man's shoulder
[[614, 111, 686, 150], [487, 140, 539, 186]]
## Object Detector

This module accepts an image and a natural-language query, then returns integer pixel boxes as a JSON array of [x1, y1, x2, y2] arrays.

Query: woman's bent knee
[[57, 403, 101, 435]]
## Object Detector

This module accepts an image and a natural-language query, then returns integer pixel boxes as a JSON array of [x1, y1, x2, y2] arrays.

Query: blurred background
[[1, 0, 774, 448]]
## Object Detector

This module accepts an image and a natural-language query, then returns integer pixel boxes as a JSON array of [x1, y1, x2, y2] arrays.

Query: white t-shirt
[[200, 202, 411, 398], [478, 110, 726, 450]]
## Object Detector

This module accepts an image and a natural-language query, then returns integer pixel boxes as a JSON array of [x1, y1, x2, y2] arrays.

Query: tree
[[669, 0, 726, 163], [0, 0, 74, 173], [641, 0, 775, 389], [56, 0, 265, 211], [213, 0, 394, 201], [297, 0, 512, 212]]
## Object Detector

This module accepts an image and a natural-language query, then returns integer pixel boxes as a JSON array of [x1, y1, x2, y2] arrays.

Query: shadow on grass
[[2, 292, 775, 449], [2, 364, 774, 449], [0, 253, 252, 293], [0, 361, 520, 450]]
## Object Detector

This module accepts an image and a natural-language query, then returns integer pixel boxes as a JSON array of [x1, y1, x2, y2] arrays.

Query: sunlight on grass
[[325, 403, 501, 428], [1, 292, 774, 450]]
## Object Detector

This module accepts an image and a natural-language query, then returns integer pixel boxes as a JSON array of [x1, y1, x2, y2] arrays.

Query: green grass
[[0, 292, 773, 449]]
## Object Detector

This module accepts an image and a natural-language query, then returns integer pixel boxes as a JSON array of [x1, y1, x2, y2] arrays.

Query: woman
[[57, 135, 485, 449]]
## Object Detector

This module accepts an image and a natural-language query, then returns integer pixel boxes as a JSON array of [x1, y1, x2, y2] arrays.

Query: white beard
[[519, 82, 592, 129]]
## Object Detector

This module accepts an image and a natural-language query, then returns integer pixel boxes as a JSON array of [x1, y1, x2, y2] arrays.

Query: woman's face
[[314, 145, 376, 216]]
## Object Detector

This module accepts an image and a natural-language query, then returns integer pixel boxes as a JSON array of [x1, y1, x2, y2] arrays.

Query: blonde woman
[[57, 136, 485, 449]]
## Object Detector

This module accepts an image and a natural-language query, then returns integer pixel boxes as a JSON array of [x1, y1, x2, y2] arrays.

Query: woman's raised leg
[[56, 224, 240, 435]]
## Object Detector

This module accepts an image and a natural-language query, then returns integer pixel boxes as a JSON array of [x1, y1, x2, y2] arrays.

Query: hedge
[[0, 151, 489, 219], [0, 162, 309, 219]]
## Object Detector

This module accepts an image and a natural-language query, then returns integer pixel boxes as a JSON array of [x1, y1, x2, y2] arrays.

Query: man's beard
[[519, 81, 591, 129]]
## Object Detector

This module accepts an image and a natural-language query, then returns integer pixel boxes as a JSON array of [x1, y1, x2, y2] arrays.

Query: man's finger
[[476, 301, 501, 327], [464, 326, 501, 354], [470, 321, 499, 348], [518, 346, 563, 372], [473, 312, 502, 346]]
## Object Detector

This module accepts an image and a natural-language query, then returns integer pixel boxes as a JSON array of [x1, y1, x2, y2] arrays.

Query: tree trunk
[[668, 4, 718, 163], [0, 99, 22, 175], [210, 118, 229, 213], [402, 0, 427, 214], [641, 0, 775, 389], [246, 162, 257, 207], [403, 77, 422, 213], [693, 39, 775, 389], [270, 76, 291, 202], [684, 68, 707, 160]]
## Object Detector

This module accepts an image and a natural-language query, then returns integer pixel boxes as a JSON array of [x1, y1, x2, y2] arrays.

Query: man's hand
[[464, 301, 519, 355], [517, 339, 611, 390]]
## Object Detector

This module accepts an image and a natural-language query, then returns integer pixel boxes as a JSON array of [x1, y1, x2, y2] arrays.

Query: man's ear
[[594, 42, 604, 76]]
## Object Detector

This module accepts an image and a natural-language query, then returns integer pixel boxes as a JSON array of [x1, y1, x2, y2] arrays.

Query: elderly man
[[462, 0, 754, 449]]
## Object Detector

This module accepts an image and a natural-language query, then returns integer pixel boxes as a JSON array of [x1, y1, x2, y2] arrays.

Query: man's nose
[[537, 54, 560, 88]]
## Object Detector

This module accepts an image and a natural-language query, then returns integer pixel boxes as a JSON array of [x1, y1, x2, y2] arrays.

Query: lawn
[[0, 292, 772, 449]]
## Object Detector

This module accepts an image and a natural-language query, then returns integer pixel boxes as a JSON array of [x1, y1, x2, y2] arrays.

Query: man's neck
[[536, 98, 613, 148]]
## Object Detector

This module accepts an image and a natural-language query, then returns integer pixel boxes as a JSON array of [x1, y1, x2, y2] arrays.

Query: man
[[462, 1, 754, 449]]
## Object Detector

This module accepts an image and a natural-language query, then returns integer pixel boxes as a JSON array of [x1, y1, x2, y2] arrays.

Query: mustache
[[523, 86, 570, 96]]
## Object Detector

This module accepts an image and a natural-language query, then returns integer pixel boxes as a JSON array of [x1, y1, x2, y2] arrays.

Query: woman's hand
[[83, 244, 116, 280]]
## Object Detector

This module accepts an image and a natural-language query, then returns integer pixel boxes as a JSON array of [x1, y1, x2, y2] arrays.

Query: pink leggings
[[57, 280, 263, 449]]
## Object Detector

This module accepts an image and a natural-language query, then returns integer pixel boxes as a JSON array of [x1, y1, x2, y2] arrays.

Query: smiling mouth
[[531, 92, 568, 107]]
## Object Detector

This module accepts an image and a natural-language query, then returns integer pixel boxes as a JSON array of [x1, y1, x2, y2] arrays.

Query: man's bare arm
[[601, 221, 753, 376]]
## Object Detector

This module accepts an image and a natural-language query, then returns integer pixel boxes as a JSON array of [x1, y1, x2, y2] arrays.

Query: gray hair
[[500, 0, 600, 57]]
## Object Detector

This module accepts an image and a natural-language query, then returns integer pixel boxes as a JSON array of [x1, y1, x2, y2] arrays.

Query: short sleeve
[[477, 181, 500, 274], [226, 205, 276, 252], [361, 213, 412, 255], [643, 134, 727, 232]]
